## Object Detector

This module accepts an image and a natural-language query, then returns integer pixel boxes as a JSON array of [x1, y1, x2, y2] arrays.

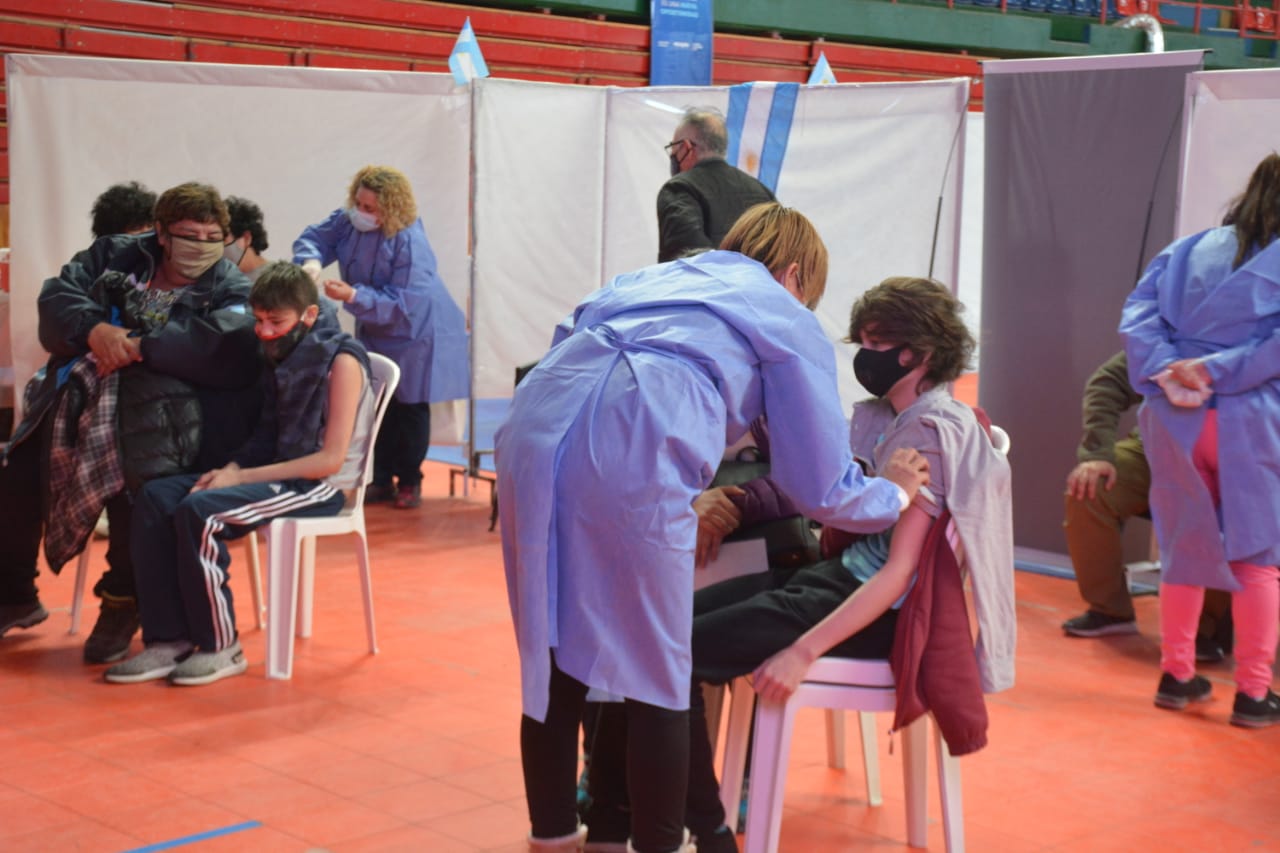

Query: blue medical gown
[[293, 209, 469, 404], [1120, 225, 1280, 590], [497, 251, 903, 721]]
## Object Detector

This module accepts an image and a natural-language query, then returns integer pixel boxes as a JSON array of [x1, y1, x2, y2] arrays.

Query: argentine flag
[[449, 18, 490, 86], [808, 52, 838, 86], [725, 82, 800, 195]]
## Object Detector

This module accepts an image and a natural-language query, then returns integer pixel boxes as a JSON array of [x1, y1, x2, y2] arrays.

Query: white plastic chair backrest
[[989, 424, 1010, 456], [352, 352, 400, 508]]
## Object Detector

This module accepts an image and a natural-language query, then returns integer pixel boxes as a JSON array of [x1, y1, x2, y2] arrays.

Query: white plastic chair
[[720, 659, 961, 853], [718, 421, 1011, 852], [261, 352, 399, 680]]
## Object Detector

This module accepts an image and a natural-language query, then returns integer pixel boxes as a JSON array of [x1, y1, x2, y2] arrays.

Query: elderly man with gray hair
[[657, 107, 776, 263]]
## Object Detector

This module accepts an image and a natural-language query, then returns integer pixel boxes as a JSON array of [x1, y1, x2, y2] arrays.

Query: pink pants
[[1160, 410, 1280, 699]]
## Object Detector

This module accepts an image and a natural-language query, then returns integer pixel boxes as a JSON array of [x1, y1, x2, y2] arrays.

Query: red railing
[[929, 0, 1279, 39]]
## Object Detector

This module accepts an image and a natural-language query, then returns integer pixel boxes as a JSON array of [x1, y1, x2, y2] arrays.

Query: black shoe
[[364, 483, 395, 504], [1194, 636, 1226, 664], [1230, 690, 1280, 729], [1062, 610, 1138, 638], [0, 601, 48, 637], [693, 825, 739, 853], [1154, 672, 1212, 710], [84, 598, 141, 664]]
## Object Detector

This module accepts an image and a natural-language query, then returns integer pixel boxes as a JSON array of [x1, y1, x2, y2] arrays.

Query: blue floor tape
[[121, 821, 261, 853]]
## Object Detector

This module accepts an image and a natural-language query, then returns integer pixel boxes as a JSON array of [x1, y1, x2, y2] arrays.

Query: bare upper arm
[[321, 353, 365, 458]]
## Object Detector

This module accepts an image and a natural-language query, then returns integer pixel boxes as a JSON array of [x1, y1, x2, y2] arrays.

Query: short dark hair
[[250, 261, 318, 314], [153, 182, 230, 233], [90, 181, 156, 239], [226, 196, 269, 252], [847, 277, 975, 386]]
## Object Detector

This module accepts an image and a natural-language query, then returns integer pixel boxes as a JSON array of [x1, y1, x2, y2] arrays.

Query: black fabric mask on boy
[[262, 321, 310, 365], [853, 344, 912, 398]]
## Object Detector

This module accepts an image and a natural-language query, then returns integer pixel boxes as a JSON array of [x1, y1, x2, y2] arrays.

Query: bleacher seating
[[0, 0, 994, 210]]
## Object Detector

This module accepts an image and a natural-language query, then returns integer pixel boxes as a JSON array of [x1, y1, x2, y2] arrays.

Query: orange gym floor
[[2, 450, 1278, 852]]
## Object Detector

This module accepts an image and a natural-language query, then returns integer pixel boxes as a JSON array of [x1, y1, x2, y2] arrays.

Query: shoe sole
[[0, 608, 49, 637], [1154, 691, 1212, 711], [169, 656, 248, 686], [85, 645, 133, 665], [1062, 621, 1138, 638], [1229, 712, 1280, 729], [104, 664, 179, 684]]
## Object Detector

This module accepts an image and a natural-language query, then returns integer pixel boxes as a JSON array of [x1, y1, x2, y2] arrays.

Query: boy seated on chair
[[582, 277, 1015, 853], [105, 261, 375, 686]]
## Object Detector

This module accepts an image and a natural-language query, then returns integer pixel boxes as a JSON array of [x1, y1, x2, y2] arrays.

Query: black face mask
[[262, 321, 310, 365], [853, 344, 912, 398], [669, 153, 683, 177]]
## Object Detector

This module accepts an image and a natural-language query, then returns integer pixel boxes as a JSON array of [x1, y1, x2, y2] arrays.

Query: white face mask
[[348, 207, 380, 233]]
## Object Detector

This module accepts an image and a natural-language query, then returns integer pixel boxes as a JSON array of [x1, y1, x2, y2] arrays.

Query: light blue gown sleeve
[[1201, 329, 1280, 394], [292, 209, 344, 267], [759, 324, 902, 534], [345, 227, 437, 336], [1119, 249, 1180, 396]]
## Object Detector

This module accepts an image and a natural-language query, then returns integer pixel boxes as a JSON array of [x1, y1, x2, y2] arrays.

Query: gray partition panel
[[980, 53, 1203, 562]]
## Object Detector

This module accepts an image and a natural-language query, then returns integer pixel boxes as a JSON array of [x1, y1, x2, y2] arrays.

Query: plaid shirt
[[43, 357, 124, 572]]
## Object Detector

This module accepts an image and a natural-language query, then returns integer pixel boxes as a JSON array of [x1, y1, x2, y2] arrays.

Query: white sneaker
[[168, 640, 247, 686], [104, 641, 194, 684]]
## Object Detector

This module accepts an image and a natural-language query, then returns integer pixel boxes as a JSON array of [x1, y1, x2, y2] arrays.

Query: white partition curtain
[[979, 51, 1205, 567], [470, 79, 607, 399], [7, 56, 967, 455], [6, 54, 472, 424], [1177, 68, 1280, 239]]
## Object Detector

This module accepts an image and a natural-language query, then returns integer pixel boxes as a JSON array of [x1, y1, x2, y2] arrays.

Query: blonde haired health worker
[[294, 165, 468, 509], [496, 203, 931, 853]]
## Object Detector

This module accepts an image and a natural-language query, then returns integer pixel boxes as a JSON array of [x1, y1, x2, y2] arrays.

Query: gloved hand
[[301, 259, 323, 282], [1154, 369, 1212, 408]]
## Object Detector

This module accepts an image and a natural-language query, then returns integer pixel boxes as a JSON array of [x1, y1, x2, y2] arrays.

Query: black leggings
[[523, 654, 688, 852]]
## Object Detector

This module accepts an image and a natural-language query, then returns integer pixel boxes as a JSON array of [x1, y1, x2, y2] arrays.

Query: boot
[[529, 824, 589, 852], [626, 828, 696, 853]]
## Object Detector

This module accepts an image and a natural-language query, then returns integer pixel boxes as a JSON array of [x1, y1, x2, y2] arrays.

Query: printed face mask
[[262, 320, 310, 365], [853, 344, 912, 398], [168, 234, 225, 281], [348, 207, 380, 233]]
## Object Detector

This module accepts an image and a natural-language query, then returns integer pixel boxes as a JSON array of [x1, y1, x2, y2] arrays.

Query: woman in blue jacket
[[1120, 153, 1280, 728], [294, 165, 469, 508]]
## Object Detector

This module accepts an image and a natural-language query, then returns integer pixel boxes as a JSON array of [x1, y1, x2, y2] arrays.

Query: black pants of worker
[[587, 558, 899, 838], [524, 653, 689, 852], [0, 415, 135, 606], [372, 399, 431, 490]]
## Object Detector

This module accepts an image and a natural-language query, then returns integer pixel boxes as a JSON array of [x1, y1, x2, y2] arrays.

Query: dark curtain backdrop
[[980, 53, 1205, 563]]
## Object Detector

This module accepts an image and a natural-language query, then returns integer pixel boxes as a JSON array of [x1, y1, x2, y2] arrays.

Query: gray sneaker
[[168, 640, 247, 686], [104, 641, 194, 684], [0, 601, 48, 637]]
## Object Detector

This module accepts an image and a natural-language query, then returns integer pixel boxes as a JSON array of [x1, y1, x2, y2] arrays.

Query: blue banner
[[650, 0, 713, 86]]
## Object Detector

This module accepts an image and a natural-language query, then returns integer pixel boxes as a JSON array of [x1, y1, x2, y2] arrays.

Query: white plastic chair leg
[[245, 531, 265, 630], [902, 716, 930, 848], [744, 696, 798, 853], [354, 530, 377, 654], [935, 724, 964, 853], [858, 711, 883, 806], [718, 676, 754, 833], [825, 709, 846, 769], [265, 521, 302, 680], [68, 549, 91, 635], [297, 535, 317, 638]]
